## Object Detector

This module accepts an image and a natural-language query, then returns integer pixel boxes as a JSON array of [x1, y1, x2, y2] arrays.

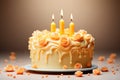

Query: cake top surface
[[29, 28, 95, 50]]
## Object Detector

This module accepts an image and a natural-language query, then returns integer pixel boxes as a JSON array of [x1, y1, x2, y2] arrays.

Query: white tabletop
[[0, 51, 120, 80]]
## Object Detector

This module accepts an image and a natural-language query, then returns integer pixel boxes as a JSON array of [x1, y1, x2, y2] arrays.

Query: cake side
[[28, 29, 95, 69]]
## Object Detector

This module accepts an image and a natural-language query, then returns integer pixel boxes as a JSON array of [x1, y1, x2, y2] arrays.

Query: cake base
[[30, 48, 93, 69]]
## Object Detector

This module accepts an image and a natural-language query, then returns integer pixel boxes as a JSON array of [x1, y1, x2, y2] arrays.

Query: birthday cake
[[28, 10, 95, 69]]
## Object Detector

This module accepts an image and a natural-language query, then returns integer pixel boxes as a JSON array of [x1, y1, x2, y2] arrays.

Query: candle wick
[[61, 15, 63, 19], [52, 14, 55, 22], [60, 9, 63, 19], [70, 14, 73, 22], [52, 19, 54, 22]]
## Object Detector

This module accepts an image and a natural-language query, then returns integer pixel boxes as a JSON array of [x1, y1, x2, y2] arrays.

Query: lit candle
[[51, 14, 56, 32], [69, 14, 74, 36], [59, 9, 64, 35]]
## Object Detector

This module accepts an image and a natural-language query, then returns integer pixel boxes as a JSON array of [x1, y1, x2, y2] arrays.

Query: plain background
[[0, 0, 120, 52]]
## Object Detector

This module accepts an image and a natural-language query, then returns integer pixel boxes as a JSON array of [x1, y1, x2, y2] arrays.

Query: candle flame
[[70, 14, 73, 21], [52, 14, 54, 21], [60, 9, 63, 18]]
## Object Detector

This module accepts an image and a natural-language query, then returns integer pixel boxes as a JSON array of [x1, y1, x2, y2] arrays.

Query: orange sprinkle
[[101, 66, 109, 72], [74, 63, 82, 69], [75, 71, 83, 77], [63, 65, 68, 69], [98, 56, 105, 61], [93, 69, 101, 75]]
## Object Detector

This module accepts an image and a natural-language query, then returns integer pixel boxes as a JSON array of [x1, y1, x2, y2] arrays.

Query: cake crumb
[[87, 73, 90, 76], [14, 65, 19, 70], [9, 52, 16, 61], [16, 67, 25, 75], [32, 64, 38, 68], [45, 74, 48, 78], [0, 70, 1, 73], [98, 56, 105, 61], [112, 71, 116, 75], [68, 75, 70, 78], [10, 52, 16, 56], [101, 66, 109, 72], [75, 71, 83, 77], [74, 63, 82, 69], [7, 74, 10, 76], [109, 53, 116, 59], [57, 75, 60, 78], [107, 58, 114, 64], [93, 69, 101, 75], [13, 75, 16, 78], [41, 75, 44, 78], [27, 72, 31, 76], [4, 59, 8, 63], [116, 68, 119, 71], [61, 74, 63, 76], [7, 74, 13, 77], [4, 64, 15, 72]]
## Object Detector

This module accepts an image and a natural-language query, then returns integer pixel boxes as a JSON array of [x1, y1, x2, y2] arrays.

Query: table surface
[[0, 51, 120, 80]]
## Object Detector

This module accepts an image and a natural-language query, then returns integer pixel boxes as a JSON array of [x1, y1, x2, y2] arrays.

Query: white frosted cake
[[28, 28, 95, 69]]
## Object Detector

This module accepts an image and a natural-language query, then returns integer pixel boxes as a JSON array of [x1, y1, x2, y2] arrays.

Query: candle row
[[51, 10, 74, 36]]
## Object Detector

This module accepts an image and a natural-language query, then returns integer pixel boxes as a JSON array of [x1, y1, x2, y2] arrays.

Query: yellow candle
[[69, 14, 74, 36], [51, 14, 56, 32], [59, 9, 64, 35]]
